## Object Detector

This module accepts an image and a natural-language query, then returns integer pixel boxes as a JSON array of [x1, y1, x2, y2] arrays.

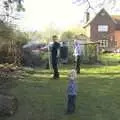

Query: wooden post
[[96, 43, 100, 61], [47, 42, 52, 71], [85, 44, 87, 63]]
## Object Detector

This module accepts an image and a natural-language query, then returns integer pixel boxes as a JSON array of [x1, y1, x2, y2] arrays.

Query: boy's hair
[[52, 35, 58, 39], [68, 69, 77, 80]]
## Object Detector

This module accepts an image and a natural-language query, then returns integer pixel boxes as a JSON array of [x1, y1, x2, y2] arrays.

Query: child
[[66, 69, 77, 114]]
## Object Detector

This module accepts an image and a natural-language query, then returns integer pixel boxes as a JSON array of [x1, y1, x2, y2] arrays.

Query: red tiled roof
[[112, 15, 120, 24], [112, 15, 120, 30]]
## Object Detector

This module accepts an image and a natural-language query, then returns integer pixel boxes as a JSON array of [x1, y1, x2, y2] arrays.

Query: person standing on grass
[[73, 38, 82, 74], [66, 69, 77, 114], [51, 35, 60, 79], [40, 35, 60, 79]]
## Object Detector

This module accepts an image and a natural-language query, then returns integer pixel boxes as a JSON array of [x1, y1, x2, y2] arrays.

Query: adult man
[[40, 35, 60, 79], [74, 39, 82, 74], [51, 35, 60, 79]]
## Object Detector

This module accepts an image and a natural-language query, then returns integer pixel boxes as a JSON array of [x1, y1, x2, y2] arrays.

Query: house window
[[101, 12, 105, 16], [98, 25, 108, 32], [98, 40, 108, 47]]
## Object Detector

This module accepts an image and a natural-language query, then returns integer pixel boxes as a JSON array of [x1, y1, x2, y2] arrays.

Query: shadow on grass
[[6, 65, 120, 120], [80, 72, 120, 75]]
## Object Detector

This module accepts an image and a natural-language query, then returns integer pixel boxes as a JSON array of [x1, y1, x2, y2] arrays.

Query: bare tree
[[0, 0, 24, 23], [73, 0, 118, 12]]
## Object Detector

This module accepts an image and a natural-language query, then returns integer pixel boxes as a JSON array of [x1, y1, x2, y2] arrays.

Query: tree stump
[[0, 94, 18, 116]]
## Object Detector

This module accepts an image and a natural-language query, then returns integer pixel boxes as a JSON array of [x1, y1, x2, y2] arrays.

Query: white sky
[[17, 0, 120, 31], [18, 0, 87, 31]]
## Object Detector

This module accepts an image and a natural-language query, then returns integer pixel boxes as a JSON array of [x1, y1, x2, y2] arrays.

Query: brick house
[[84, 8, 120, 51]]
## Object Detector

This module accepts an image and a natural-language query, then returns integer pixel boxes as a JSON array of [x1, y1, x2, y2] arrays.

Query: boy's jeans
[[67, 95, 76, 113]]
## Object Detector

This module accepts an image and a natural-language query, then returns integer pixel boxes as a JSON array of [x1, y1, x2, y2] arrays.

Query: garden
[[1, 53, 120, 120]]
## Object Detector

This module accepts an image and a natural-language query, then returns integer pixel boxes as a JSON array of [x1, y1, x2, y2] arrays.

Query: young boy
[[66, 69, 77, 114]]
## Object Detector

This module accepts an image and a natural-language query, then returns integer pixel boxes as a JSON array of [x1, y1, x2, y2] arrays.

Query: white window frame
[[98, 40, 108, 47], [98, 25, 108, 32]]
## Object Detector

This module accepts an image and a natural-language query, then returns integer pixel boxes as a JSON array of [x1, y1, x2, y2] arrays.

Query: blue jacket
[[67, 79, 77, 95]]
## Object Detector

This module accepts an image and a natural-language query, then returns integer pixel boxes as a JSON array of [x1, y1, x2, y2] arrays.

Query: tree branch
[[0, 14, 20, 20], [86, 0, 95, 11], [73, 0, 117, 12]]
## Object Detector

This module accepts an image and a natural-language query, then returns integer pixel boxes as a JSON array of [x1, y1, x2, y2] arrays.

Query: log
[[0, 94, 18, 116]]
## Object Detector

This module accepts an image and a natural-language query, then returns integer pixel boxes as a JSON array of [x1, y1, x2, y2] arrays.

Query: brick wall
[[115, 31, 120, 48]]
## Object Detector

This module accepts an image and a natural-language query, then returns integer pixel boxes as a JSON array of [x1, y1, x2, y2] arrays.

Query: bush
[[83, 44, 98, 64]]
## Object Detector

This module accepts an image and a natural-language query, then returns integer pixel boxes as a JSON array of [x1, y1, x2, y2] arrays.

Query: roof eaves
[[83, 20, 92, 28], [83, 8, 115, 28]]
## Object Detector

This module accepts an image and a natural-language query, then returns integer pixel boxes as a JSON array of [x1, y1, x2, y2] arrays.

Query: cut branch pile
[[0, 63, 20, 116]]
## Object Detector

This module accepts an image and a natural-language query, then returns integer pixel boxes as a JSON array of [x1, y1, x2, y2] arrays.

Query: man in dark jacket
[[40, 35, 60, 79], [51, 35, 60, 79]]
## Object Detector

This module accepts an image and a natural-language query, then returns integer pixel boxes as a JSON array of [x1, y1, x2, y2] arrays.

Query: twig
[[86, 0, 95, 11], [0, 14, 20, 20]]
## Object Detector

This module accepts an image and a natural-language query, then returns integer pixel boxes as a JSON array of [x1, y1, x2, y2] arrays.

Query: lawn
[[2, 53, 120, 120], [99, 53, 120, 65]]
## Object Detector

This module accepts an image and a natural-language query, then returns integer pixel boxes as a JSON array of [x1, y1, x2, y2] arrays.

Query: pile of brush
[[0, 63, 19, 73], [0, 63, 20, 116]]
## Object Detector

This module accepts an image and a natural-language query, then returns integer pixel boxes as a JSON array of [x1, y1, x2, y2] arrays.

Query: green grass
[[2, 53, 120, 120], [3, 63, 120, 120], [99, 53, 120, 65]]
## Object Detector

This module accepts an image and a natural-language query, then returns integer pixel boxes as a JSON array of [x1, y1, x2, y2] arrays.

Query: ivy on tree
[[0, 0, 25, 23]]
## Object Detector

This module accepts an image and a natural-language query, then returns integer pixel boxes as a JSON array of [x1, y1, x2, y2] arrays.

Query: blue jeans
[[67, 95, 76, 113]]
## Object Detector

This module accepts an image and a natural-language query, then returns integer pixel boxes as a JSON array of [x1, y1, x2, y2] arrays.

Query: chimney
[[85, 12, 90, 23]]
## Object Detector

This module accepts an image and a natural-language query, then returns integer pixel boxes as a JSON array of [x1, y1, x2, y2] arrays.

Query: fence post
[[48, 43, 52, 71], [96, 43, 100, 62]]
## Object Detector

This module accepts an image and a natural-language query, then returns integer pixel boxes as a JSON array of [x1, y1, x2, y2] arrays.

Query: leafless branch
[[86, 0, 95, 11], [73, 0, 117, 12], [96, 0, 106, 8], [72, 0, 87, 5], [0, 0, 23, 23], [4, 15, 19, 19], [109, 0, 116, 9]]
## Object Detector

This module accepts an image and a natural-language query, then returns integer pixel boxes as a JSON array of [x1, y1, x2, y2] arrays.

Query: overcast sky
[[17, 0, 89, 31], [17, 0, 120, 31]]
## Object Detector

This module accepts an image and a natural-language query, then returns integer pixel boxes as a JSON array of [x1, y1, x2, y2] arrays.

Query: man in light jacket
[[74, 39, 82, 74]]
